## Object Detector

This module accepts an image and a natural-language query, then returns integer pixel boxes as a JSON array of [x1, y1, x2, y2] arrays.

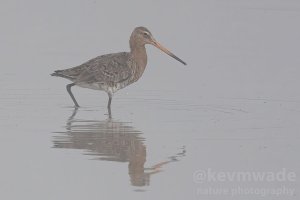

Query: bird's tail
[[51, 70, 73, 80]]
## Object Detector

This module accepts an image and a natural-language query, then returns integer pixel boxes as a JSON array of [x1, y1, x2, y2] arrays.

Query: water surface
[[0, 0, 299, 199]]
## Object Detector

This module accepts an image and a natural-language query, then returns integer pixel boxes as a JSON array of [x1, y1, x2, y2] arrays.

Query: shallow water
[[1, 0, 299, 199]]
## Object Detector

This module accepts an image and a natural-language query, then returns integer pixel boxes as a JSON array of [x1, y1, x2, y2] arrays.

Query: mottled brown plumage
[[51, 27, 186, 114]]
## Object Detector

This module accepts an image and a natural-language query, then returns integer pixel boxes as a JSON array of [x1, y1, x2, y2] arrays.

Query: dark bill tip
[[171, 54, 187, 65], [152, 40, 187, 66]]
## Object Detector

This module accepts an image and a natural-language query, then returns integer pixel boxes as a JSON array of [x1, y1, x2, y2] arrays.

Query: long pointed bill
[[152, 40, 187, 65]]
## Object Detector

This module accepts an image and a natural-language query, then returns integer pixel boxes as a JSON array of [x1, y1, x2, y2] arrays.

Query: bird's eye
[[143, 32, 149, 37]]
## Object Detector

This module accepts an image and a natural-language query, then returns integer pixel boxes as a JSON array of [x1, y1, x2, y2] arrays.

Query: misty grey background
[[0, 0, 299, 199]]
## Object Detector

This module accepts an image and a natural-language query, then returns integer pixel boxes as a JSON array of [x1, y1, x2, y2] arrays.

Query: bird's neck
[[130, 44, 147, 67], [130, 44, 147, 80]]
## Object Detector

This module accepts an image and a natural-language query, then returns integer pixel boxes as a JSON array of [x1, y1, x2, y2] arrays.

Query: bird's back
[[52, 52, 136, 93]]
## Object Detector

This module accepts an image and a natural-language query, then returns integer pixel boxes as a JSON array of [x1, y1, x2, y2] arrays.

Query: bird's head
[[130, 27, 186, 65]]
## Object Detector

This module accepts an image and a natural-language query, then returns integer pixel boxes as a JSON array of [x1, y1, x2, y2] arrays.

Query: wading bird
[[51, 27, 186, 114]]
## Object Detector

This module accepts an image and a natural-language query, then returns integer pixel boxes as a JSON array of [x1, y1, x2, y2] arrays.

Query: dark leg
[[107, 94, 112, 118], [68, 107, 79, 121], [107, 106, 112, 119], [66, 83, 79, 107], [67, 107, 79, 129], [107, 94, 112, 109]]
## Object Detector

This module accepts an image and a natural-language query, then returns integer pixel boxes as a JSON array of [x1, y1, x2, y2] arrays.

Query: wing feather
[[53, 52, 133, 85]]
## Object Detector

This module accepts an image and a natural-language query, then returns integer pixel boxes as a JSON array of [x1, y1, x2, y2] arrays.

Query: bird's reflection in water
[[53, 108, 185, 187]]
